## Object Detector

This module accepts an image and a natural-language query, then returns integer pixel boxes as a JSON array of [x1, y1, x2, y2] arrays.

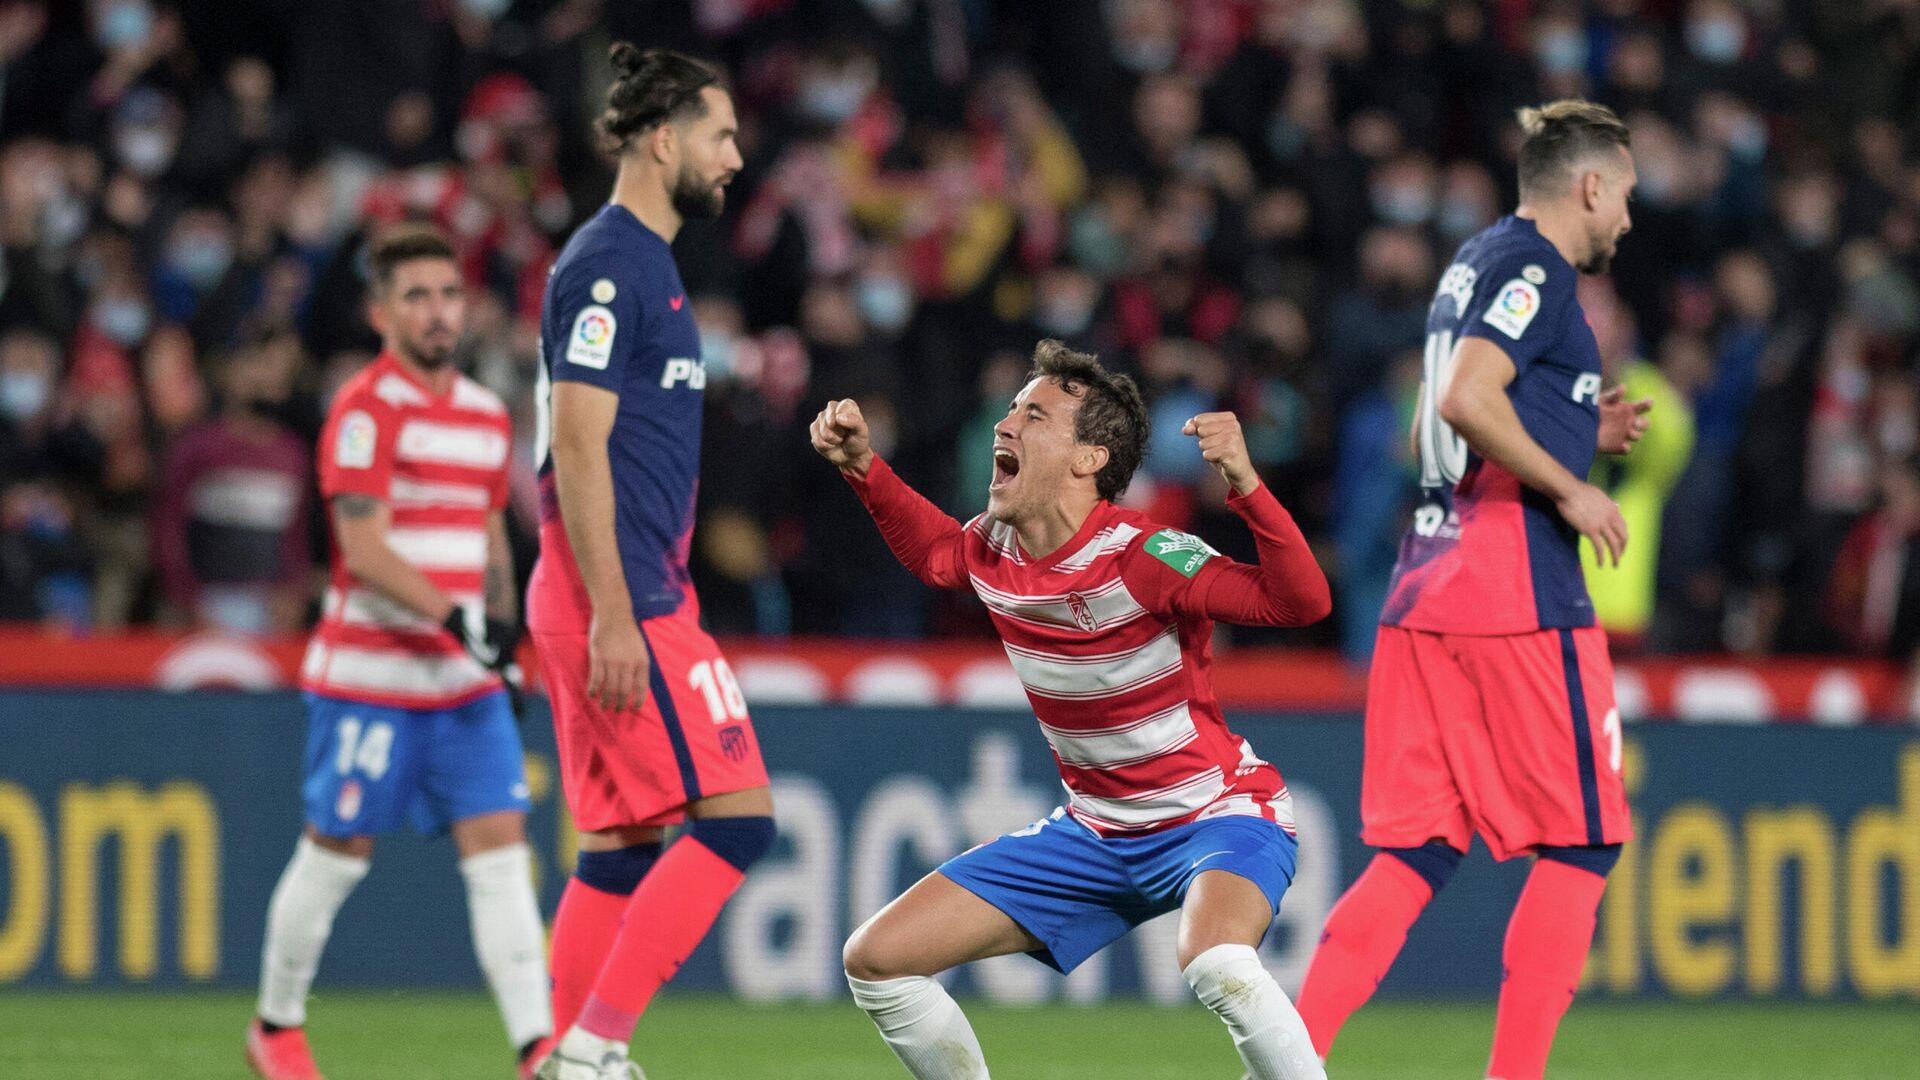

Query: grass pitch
[[1, 991, 1914, 1079]]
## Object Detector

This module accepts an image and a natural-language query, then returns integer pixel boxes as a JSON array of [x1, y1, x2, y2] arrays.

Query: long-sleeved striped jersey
[[847, 457, 1330, 837]]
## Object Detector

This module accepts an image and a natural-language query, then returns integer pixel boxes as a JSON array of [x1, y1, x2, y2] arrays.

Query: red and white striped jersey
[[849, 457, 1330, 837], [301, 353, 511, 709]]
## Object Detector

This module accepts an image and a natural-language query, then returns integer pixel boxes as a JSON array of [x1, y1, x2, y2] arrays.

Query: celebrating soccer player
[[248, 225, 552, 1080], [813, 340, 1333, 1080], [526, 45, 774, 1080], [1294, 101, 1651, 1080]]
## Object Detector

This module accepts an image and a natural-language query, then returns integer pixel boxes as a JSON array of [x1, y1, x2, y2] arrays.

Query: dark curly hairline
[[1026, 339, 1150, 502], [598, 44, 722, 154]]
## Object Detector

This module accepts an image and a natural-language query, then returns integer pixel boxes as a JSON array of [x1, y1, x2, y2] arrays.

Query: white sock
[[460, 843, 554, 1050], [257, 837, 370, 1027], [1183, 944, 1326, 1080], [556, 1026, 624, 1063], [848, 975, 990, 1080]]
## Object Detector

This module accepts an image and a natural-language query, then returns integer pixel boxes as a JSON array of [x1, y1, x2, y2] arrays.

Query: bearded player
[[527, 46, 773, 1080], [813, 340, 1332, 1080], [1294, 101, 1652, 1080]]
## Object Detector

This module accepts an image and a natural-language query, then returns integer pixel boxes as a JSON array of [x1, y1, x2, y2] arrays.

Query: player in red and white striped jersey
[[248, 227, 552, 1080], [816, 340, 1332, 1080]]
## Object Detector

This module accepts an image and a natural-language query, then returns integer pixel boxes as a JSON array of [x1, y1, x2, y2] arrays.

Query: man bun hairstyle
[[368, 222, 455, 293], [1028, 339, 1150, 502], [598, 43, 722, 154], [1516, 99, 1631, 200]]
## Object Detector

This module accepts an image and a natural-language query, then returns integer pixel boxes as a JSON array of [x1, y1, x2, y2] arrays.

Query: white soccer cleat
[[530, 1047, 603, 1080]]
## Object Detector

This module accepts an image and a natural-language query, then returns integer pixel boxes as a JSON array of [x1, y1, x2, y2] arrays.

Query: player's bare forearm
[[484, 511, 517, 623], [1439, 353, 1583, 503], [332, 494, 457, 622]]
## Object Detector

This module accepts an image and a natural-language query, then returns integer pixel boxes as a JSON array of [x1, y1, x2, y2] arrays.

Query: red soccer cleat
[[246, 1018, 327, 1080], [519, 1036, 558, 1080]]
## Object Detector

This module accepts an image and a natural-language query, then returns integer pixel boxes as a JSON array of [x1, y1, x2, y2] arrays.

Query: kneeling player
[[812, 340, 1332, 1080]]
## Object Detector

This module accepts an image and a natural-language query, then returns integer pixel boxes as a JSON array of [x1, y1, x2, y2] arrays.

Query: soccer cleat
[[245, 1018, 326, 1080], [532, 1046, 633, 1080], [518, 1036, 557, 1080]]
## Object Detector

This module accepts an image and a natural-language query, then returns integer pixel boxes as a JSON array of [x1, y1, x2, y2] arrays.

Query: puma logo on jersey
[[1572, 372, 1602, 405], [661, 357, 707, 389]]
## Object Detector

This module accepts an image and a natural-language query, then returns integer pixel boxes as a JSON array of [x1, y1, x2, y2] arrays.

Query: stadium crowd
[[2, 0, 1919, 663]]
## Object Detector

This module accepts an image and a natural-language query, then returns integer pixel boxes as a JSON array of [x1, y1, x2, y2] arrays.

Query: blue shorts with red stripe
[[1361, 624, 1634, 861]]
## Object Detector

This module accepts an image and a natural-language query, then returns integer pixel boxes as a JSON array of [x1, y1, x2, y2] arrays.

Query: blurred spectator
[[149, 329, 312, 635], [1826, 455, 1920, 662], [1581, 282, 1696, 652]]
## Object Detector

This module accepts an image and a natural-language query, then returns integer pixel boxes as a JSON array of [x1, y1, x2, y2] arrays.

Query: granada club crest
[[1067, 592, 1098, 632]]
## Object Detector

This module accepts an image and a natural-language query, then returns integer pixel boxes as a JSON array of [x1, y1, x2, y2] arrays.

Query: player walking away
[[1294, 101, 1652, 1080], [248, 225, 552, 1080], [813, 340, 1334, 1080], [528, 45, 774, 1080]]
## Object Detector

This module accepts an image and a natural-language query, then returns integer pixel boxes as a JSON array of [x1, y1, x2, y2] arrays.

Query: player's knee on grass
[[1382, 841, 1464, 894], [687, 815, 776, 872], [1537, 842, 1621, 878]]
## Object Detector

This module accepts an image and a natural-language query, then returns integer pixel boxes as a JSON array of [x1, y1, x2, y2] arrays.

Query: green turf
[[0, 991, 1914, 1079]]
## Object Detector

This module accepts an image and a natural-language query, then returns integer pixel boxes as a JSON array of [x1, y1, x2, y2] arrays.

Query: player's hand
[[1559, 481, 1628, 568], [810, 399, 873, 475], [444, 606, 522, 674], [1597, 386, 1653, 455], [1183, 412, 1260, 497], [587, 613, 650, 713]]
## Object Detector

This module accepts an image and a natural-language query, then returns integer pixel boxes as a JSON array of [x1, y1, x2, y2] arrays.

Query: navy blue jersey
[[1382, 215, 1603, 634], [533, 205, 706, 622]]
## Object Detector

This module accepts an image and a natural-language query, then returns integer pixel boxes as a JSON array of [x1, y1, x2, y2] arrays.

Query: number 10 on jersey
[[1418, 329, 1470, 489]]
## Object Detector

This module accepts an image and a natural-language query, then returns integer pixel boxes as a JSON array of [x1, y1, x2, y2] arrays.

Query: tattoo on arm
[[334, 494, 381, 519]]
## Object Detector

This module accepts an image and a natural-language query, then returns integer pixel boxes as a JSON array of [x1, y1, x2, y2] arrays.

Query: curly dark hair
[[1027, 339, 1150, 502], [597, 43, 723, 154]]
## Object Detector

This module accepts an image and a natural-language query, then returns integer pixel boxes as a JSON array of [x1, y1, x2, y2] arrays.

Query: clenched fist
[[1183, 412, 1260, 496], [810, 398, 874, 475]]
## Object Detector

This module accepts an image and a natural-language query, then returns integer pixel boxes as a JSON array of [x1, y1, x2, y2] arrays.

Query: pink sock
[[1297, 854, 1435, 1057], [1487, 859, 1608, 1080], [574, 837, 746, 1043], [549, 877, 629, 1037]]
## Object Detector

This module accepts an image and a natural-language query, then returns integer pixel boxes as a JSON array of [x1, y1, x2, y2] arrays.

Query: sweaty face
[[1579, 150, 1637, 275], [377, 257, 464, 369], [670, 87, 744, 221], [988, 377, 1092, 524]]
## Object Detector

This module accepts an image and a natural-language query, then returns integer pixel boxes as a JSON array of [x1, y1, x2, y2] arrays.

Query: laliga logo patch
[[566, 304, 617, 369], [1482, 277, 1541, 340], [335, 410, 376, 469]]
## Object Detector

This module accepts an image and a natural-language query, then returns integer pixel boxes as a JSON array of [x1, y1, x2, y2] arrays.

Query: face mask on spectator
[[1438, 198, 1485, 244], [94, 0, 153, 52], [1070, 211, 1127, 277], [116, 127, 175, 177], [92, 298, 152, 346], [1265, 115, 1307, 162], [799, 76, 869, 125], [1371, 183, 1434, 226], [1535, 29, 1588, 76], [857, 276, 913, 333], [0, 371, 50, 420], [40, 194, 89, 251], [459, 0, 510, 18], [1115, 39, 1177, 74], [168, 235, 234, 289], [1037, 298, 1095, 339], [701, 331, 737, 381], [1686, 18, 1744, 64]]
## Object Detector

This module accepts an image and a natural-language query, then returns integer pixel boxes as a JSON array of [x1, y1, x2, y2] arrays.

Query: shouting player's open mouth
[[990, 447, 1020, 493]]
